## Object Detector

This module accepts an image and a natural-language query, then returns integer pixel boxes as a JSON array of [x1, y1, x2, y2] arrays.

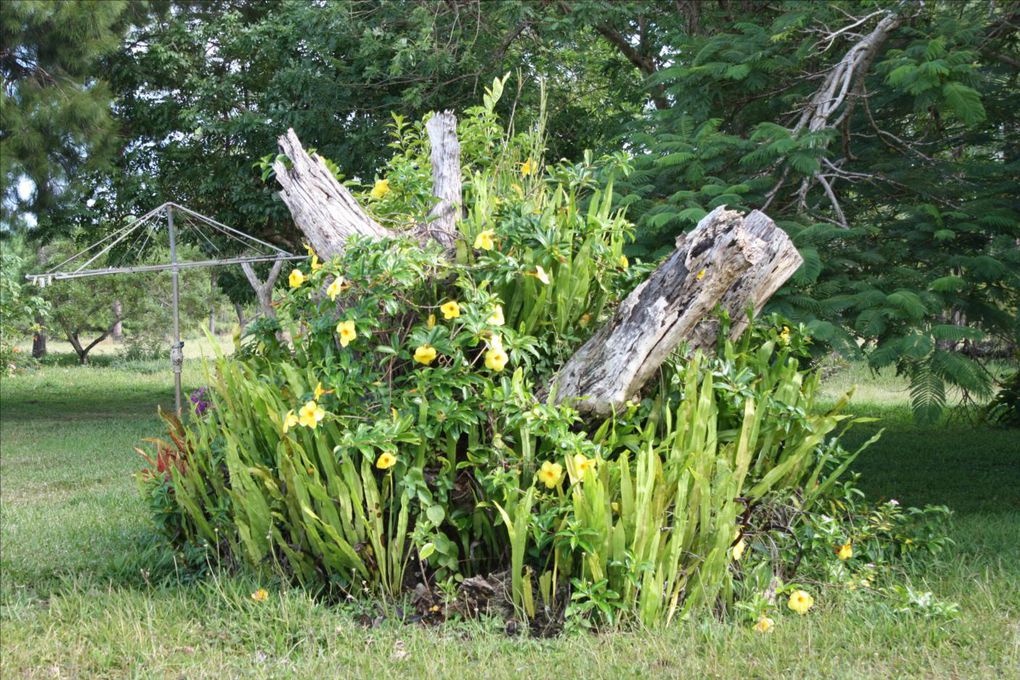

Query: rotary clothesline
[[26, 202, 304, 414], [27, 202, 302, 286]]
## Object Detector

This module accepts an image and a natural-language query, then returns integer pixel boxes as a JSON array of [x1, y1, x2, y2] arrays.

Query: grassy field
[[1, 356, 1018, 678]]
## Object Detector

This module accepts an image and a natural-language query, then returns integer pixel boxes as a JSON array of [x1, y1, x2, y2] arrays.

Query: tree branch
[[594, 24, 669, 109]]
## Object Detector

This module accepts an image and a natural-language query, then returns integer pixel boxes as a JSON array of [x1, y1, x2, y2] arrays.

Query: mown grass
[[1, 357, 1018, 678]]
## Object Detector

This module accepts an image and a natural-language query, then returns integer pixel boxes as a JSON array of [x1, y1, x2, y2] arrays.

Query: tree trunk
[[234, 302, 247, 331], [111, 300, 123, 340], [420, 111, 462, 252], [31, 314, 47, 358], [66, 329, 87, 364], [241, 258, 284, 319], [551, 207, 803, 416], [63, 319, 121, 365]]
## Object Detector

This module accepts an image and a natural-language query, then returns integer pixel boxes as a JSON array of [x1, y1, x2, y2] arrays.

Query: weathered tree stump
[[273, 110, 464, 260], [550, 207, 803, 416], [273, 125, 803, 416], [274, 130, 389, 260]]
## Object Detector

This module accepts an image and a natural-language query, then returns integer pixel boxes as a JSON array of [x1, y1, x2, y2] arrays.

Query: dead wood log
[[274, 129, 390, 260], [421, 111, 462, 252], [241, 257, 285, 319], [550, 206, 803, 417], [274, 112, 463, 260]]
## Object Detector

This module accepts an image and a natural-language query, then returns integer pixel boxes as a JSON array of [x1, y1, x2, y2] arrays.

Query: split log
[[550, 207, 803, 416], [274, 111, 464, 260], [274, 129, 390, 260]]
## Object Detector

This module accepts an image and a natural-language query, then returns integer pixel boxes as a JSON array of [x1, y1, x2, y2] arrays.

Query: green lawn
[[1, 358, 1018, 678]]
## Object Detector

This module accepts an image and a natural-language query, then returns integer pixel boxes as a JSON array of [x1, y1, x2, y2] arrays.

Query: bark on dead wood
[[274, 113, 464, 259], [241, 258, 284, 319], [421, 111, 463, 252], [274, 129, 390, 260], [550, 206, 803, 417]]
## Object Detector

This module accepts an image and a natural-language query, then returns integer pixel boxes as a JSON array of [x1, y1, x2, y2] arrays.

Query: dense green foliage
[[610, 1, 1020, 419], [0, 238, 47, 371]]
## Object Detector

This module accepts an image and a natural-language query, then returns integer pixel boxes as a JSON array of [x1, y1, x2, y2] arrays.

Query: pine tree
[[0, 0, 129, 228]]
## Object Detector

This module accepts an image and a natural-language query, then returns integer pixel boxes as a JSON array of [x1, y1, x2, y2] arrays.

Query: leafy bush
[[139, 83, 943, 629], [985, 370, 1020, 427]]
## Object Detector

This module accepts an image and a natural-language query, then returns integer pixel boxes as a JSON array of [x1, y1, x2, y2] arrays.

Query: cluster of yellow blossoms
[[534, 453, 600, 490], [411, 299, 508, 372], [370, 178, 390, 200]]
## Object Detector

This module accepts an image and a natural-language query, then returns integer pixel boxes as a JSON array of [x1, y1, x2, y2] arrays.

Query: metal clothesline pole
[[28, 254, 303, 282], [168, 205, 183, 416]]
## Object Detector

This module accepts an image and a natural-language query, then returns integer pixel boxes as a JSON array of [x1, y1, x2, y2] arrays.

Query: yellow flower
[[487, 305, 505, 326], [289, 269, 305, 288], [573, 453, 597, 477], [484, 336, 508, 372], [787, 589, 814, 615], [537, 461, 563, 489], [618, 254, 629, 269], [579, 313, 591, 327], [521, 159, 535, 176], [370, 178, 390, 199], [754, 616, 775, 633], [414, 344, 438, 366], [250, 588, 269, 603], [313, 382, 330, 400], [426, 313, 436, 328], [310, 254, 322, 272], [779, 326, 791, 344], [282, 409, 299, 433], [732, 538, 746, 561], [440, 300, 460, 320], [336, 320, 357, 347], [474, 229, 496, 251], [696, 269, 706, 280], [376, 451, 397, 469], [298, 400, 325, 429], [326, 277, 345, 301], [837, 542, 853, 561], [525, 265, 550, 285]]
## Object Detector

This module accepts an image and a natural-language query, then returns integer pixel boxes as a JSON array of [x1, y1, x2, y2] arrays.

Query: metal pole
[[168, 205, 184, 416]]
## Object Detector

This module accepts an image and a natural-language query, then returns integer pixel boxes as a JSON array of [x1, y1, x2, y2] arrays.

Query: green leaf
[[724, 64, 751, 80], [942, 82, 985, 126], [426, 504, 445, 525]]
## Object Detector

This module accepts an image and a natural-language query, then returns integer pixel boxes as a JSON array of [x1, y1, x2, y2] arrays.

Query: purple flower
[[189, 388, 210, 416]]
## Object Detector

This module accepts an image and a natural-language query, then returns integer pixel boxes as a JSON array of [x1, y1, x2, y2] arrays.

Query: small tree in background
[[0, 237, 48, 372]]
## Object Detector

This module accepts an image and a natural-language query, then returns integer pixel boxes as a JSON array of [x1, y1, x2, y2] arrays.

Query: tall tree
[[0, 0, 132, 230], [84, 0, 637, 250], [577, 0, 1019, 417]]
